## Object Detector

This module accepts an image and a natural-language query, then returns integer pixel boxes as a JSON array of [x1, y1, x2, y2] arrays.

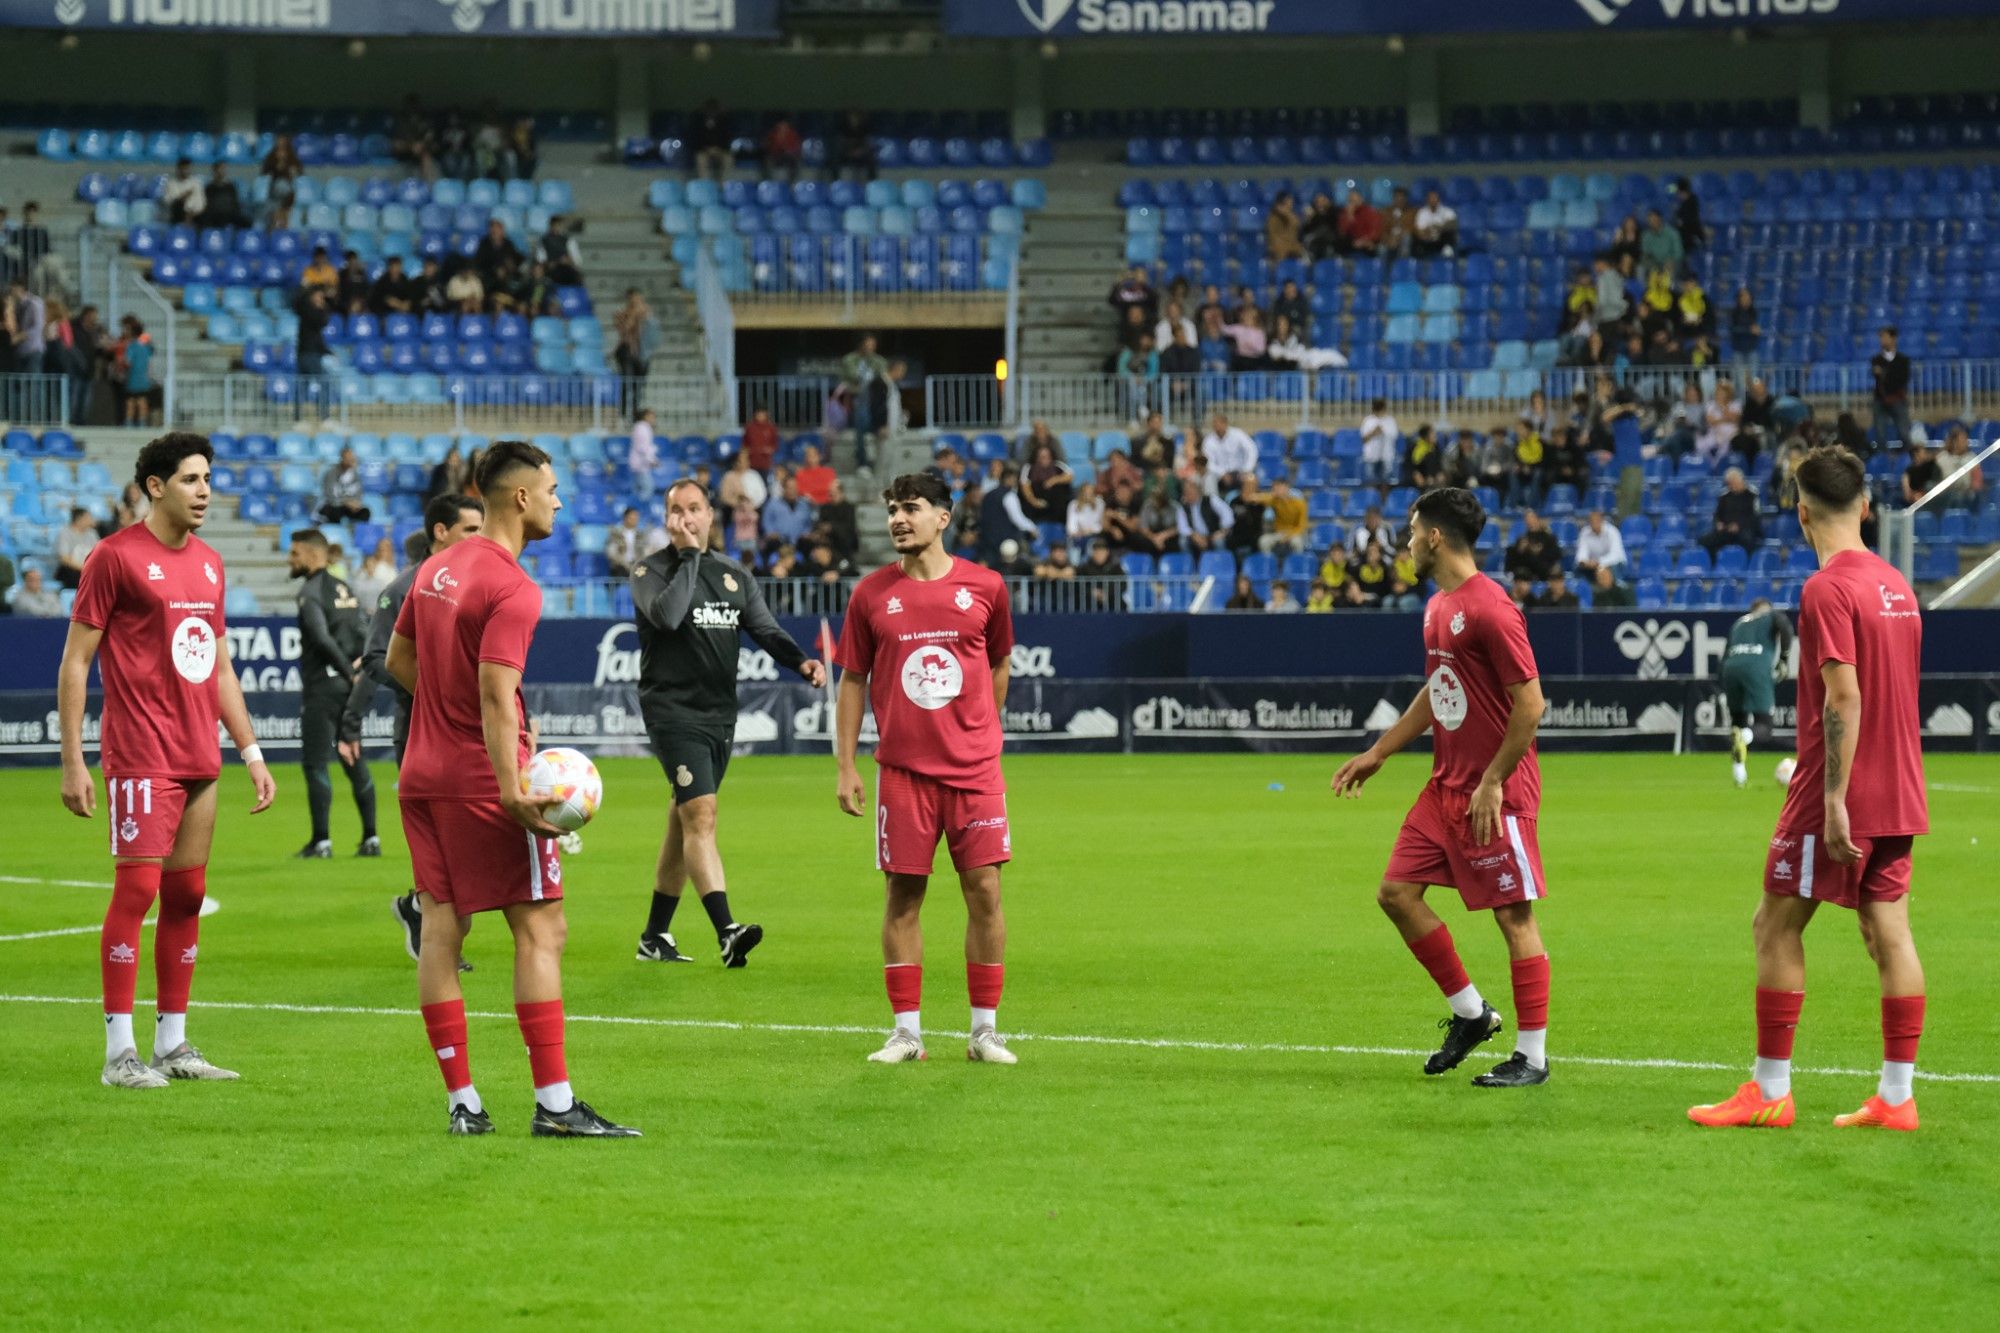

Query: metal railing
[[701, 234, 1014, 310], [692, 242, 736, 400], [161, 372, 726, 434], [102, 254, 180, 426], [1880, 437, 2000, 590], [922, 361, 2000, 433], [0, 372, 73, 427]]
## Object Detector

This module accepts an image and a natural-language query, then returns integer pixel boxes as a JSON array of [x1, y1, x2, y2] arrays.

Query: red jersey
[[70, 522, 227, 780], [1420, 573, 1541, 813], [1779, 548, 1927, 836], [835, 557, 1013, 793], [394, 535, 540, 803]]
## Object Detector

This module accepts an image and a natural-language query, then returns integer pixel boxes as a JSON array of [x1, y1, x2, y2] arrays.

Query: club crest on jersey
[[204, 562, 217, 585], [118, 818, 140, 846], [722, 573, 738, 592], [954, 587, 974, 611], [1450, 611, 1466, 635], [545, 858, 562, 886], [147, 562, 164, 581], [886, 596, 903, 614]]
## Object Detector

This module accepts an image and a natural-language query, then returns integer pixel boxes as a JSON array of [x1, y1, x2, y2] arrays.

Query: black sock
[[645, 892, 680, 938], [701, 890, 735, 937]]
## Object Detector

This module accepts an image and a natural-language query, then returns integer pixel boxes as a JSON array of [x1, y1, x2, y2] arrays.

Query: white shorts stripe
[[106, 780, 118, 854], [1505, 815, 1539, 901], [1800, 834, 1816, 900], [874, 770, 886, 872], [525, 832, 545, 901]]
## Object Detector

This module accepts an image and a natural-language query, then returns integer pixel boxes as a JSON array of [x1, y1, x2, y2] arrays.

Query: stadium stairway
[[1014, 164, 1128, 378], [573, 202, 712, 412]]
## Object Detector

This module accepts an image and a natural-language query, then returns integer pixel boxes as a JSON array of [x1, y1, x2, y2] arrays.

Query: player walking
[[834, 473, 1016, 1065], [57, 432, 277, 1089], [386, 440, 637, 1137], [1331, 488, 1554, 1088], [629, 478, 826, 967], [1720, 597, 1794, 788], [339, 493, 485, 962], [1690, 447, 1929, 1131], [288, 527, 377, 858]]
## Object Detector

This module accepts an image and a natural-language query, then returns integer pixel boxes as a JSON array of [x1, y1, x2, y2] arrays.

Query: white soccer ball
[[524, 746, 603, 832], [1774, 757, 1797, 787]]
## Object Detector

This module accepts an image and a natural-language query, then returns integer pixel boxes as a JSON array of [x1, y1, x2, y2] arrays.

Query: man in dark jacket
[[289, 528, 375, 860], [1697, 468, 1763, 556]]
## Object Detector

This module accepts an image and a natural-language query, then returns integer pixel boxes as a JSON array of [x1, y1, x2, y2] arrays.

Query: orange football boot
[[1833, 1095, 1919, 1131], [1688, 1080, 1796, 1127]]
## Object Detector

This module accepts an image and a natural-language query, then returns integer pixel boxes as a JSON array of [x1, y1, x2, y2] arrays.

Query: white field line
[[0, 926, 103, 942], [1, 874, 219, 941], [0, 992, 1995, 1086], [0, 874, 115, 889]]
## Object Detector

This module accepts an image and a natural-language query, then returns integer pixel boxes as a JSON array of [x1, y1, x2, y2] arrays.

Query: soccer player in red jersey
[[1689, 446, 1930, 1131], [386, 440, 637, 1137], [834, 473, 1017, 1065], [1331, 488, 1554, 1087], [57, 432, 277, 1089]]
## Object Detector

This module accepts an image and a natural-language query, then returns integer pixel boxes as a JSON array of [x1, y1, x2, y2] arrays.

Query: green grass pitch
[[3, 752, 1998, 1330]]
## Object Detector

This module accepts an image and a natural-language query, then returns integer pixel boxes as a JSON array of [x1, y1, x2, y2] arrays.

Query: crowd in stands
[[1, 470, 151, 616], [685, 101, 881, 182], [388, 98, 541, 183]]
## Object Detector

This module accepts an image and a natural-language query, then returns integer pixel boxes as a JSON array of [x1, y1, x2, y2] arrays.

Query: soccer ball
[[524, 747, 603, 832], [1774, 757, 1798, 787]]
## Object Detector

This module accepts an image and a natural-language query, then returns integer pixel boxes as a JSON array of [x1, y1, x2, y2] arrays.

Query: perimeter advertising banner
[[4, 676, 1994, 766], [0, 0, 775, 37], [942, 0, 1988, 39]]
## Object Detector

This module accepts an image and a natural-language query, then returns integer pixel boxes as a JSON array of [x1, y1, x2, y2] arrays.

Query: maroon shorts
[[1384, 782, 1547, 912], [401, 798, 563, 916], [1763, 826, 1914, 909], [105, 775, 205, 859], [875, 765, 1011, 877]]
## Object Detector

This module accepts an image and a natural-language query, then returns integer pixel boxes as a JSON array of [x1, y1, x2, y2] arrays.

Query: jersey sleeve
[[69, 542, 120, 630], [985, 575, 1015, 665], [1481, 596, 1539, 686], [833, 583, 874, 677], [1801, 577, 1857, 672], [477, 581, 540, 671], [392, 577, 420, 640]]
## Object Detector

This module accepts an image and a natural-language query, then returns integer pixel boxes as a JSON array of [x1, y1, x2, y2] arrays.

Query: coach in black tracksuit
[[630, 477, 827, 968], [289, 527, 376, 858], [339, 493, 486, 958]]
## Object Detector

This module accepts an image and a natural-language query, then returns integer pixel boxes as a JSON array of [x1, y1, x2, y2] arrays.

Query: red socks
[[1406, 924, 1472, 998], [100, 862, 162, 1016], [1882, 994, 1925, 1064], [967, 963, 1003, 1012], [154, 866, 205, 1016], [884, 963, 922, 1017], [421, 999, 472, 1093], [1510, 954, 1550, 1032], [1756, 987, 1805, 1060], [515, 999, 568, 1089]]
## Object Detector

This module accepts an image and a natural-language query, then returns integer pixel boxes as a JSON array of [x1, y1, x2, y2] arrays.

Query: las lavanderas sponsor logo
[[901, 646, 964, 711], [1427, 666, 1469, 731], [171, 616, 218, 684], [1014, 0, 1277, 35], [1132, 695, 1356, 736], [592, 621, 778, 685], [1574, 0, 1838, 26]]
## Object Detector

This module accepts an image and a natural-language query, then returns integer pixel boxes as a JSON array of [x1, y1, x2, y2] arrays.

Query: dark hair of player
[[1408, 486, 1485, 551], [290, 527, 328, 550], [881, 472, 952, 511], [134, 431, 213, 491], [403, 530, 430, 564], [423, 492, 482, 542], [475, 439, 551, 496], [664, 477, 710, 507], [1795, 446, 1868, 512]]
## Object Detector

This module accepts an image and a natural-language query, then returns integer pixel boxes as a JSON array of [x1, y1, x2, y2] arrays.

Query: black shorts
[[301, 683, 348, 766], [648, 722, 733, 803]]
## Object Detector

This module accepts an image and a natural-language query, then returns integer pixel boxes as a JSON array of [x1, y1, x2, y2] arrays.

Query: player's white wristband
[[240, 744, 265, 765]]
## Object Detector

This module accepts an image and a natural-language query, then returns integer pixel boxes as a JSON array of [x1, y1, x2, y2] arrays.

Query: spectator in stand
[[471, 103, 509, 179], [1640, 208, 1683, 277], [319, 447, 371, 524], [1303, 579, 1337, 612], [1125, 484, 1179, 558], [1175, 479, 1233, 556], [1697, 468, 1762, 556], [1347, 504, 1395, 558], [1380, 186, 1415, 259], [259, 133, 303, 219], [1129, 411, 1174, 472], [1535, 571, 1581, 609], [1160, 323, 1201, 379], [474, 219, 521, 288], [613, 288, 655, 416], [1155, 299, 1195, 351], [627, 407, 659, 496], [1079, 538, 1127, 609], [1271, 279, 1309, 334], [689, 99, 732, 179], [1505, 510, 1563, 602], [1265, 191, 1306, 262], [795, 442, 836, 505], [1300, 191, 1341, 259], [1442, 427, 1481, 488], [1404, 424, 1445, 490], [1935, 425, 1986, 511], [1592, 254, 1630, 330], [1224, 574, 1264, 611], [1193, 282, 1226, 326], [1639, 269, 1675, 339], [1032, 544, 1078, 588], [291, 287, 330, 411], [193, 164, 247, 231], [536, 217, 582, 286], [337, 250, 372, 312], [1336, 188, 1383, 256], [1021, 443, 1075, 527], [1196, 307, 1233, 373], [978, 466, 1039, 565], [1870, 325, 1913, 448], [1266, 313, 1347, 372], [0, 552, 14, 612], [445, 264, 484, 315], [55, 506, 97, 590], [839, 333, 890, 475], [428, 444, 466, 500], [367, 256, 412, 315], [7, 275, 45, 371], [834, 110, 876, 181], [817, 478, 859, 564], [300, 245, 339, 298], [162, 158, 205, 225], [719, 446, 769, 529], [1249, 476, 1308, 554], [1671, 176, 1705, 256], [1572, 508, 1628, 599], [1833, 409, 1874, 459], [1769, 439, 1807, 510], [1662, 380, 1706, 460], [1546, 425, 1590, 495], [762, 475, 817, 557], [1674, 275, 1712, 344], [1900, 440, 1945, 507], [12, 566, 61, 616], [40, 298, 86, 421], [1474, 428, 1515, 497], [1728, 286, 1761, 382], [1698, 379, 1742, 467], [1352, 542, 1392, 605], [1109, 264, 1158, 329], [354, 536, 398, 608], [508, 117, 539, 181], [406, 256, 447, 314], [1116, 332, 1160, 418], [1509, 426, 1547, 507], [1114, 303, 1151, 354], [1200, 411, 1256, 491], [1220, 307, 1272, 372], [761, 115, 803, 180], [1067, 481, 1105, 548], [392, 96, 438, 179], [798, 537, 848, 585], [740, 406, 779, 473], [1391, 544, 1422, 604], [1360, 397, 1399, 485], [1411, 188, 1459, 258]]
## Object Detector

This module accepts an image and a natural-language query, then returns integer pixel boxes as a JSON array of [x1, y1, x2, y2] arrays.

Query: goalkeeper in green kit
[[1720, 597, 1794, 788]]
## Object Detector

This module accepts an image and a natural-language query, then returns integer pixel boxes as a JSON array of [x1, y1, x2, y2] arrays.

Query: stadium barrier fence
[[157, 372, 726, 434]]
